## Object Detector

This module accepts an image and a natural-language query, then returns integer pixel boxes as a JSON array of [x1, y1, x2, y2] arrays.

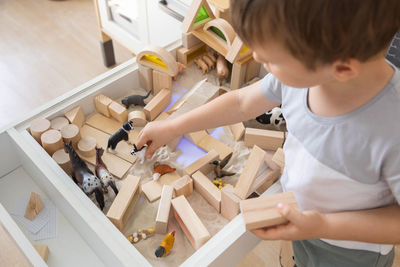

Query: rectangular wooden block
[[245, 58, 261, 83], [192, 171, 221, 212], [154, 112, 170, 122], [33, 244, 49, 262], [272, 148, 285, 173], [244, 128, 284, 151], [197, 134, 234, 161], [108, 101, 128, 123], [171, 195, 211, 250], [64, 106, 85, 128], [177, 43, 207, 65], [221, 184, 241, 221], [231, 61, 247, 89], [143, 89, 171, 121], [107, 175, 141, 231], [172, 175, 193, 197], [240, 192, 298, 230], [234, 145, 266, 199], [94, 94, 113, 117], [138, 65, 153, 91], [141, 171, 181, 202], [152, 70, 172, 95], [0, 223, 32, 266], [182, 32, 202, 49], [229, 122, 245, 141], [183, 149, 219, 176], [86, 113, 122, 135], [249, 168, 280, 197], [155, 185, 174, 234]]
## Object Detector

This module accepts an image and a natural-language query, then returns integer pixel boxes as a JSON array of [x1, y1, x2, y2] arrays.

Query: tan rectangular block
[[197, 134, 234, 161], [86, 113, 122, 135], [64, 106, 85, 128], [249, 167, 280, 197], [138, 65, 153, 91], [244, 128, 284, 151], [171, 195, 211, 250], [33, 244, 49, 262], [183, 149, 219, 176], [172, 175, 193, 197], [240, 192, 298, 230], [229, 122, 245, 141], [221, 184, 241, 221], [154, 112, 170, 122], [143, 89, 171, 121], [107, 175, 141, 231], [245, 58, 261, 83], [192, 171, 221, 212], [272, 148, 285, 173], [141, 171, 181, 202], [94, 94, 113, 117], [153, 70, 172, 95], [155, 185, 174, 234], [231, 61, 247, 89], [0, 223, 31, 266], [177, 43, 207, 65], [182, 32, 202, 49], [108, 101, 128, 123]]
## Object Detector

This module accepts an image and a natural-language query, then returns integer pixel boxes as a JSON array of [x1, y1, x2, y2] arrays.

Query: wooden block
[[153, 70, 172, 95], [86, 113, 122, 135], [244, 128, 284, 151], [172, 175, 193, 197], [64, 106, 85, 128], [264, 151, 281, 171], [128, 110, 147, 127], [107, 175, 141, 231], [197, 134, 234, 161], [30, 118, 51, 144], [60, 124, 81, 147], [250, 168, 280, 197], [245, 58, 261, 83], [94, 94, 113, 117], [181, 0, 215, 33], [136, 46, 178, 76], [143, 89, 171, 121], [50, 116, 69, 131], [184, 130, 208, 145], [192, 171, 221, 212], [272, 148, 285, 173], [154, 112, 170, 122], [176, 43, 207, 65], [231, 61, 247, 89], [24, 192, 44, 221], [240, 192, 298, 230], [234, 145, 266, 199], [171, 195, 211, 250], [155, 185, 174, 234], [229, 122, 245, 141], [138, 65, 153, 91], [108, 101, 128, 123], [221, 184, 241, 220], [183, 149, 219, 176], [77, 136, 96, 157], [41, 129, 64, 156], [33, 244, 49, 262], [141, 171, 181, 202], [0, 223, 32, 266], [52, 149, 72, 175], [182, 32, 202, 49]]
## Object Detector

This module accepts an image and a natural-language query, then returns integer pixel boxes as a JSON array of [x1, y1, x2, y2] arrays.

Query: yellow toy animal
[[155, 231, 175, 257]]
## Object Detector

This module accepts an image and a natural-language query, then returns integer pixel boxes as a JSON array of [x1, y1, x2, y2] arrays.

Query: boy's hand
[[251, 203, 327, 241], [136, 120, 178, 159]]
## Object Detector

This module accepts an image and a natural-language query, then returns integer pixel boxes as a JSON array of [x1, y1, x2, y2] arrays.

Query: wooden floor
[[1, 0, 399, 266]]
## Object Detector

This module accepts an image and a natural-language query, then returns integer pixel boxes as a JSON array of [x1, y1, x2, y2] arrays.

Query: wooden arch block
[[203, 18, 236, 48], [136, 46, 178, 76]]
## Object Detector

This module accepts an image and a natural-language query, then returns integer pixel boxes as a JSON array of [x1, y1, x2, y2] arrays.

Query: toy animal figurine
[[95, 147, 118, 195], [130, 144, 147, 163], [210, 153, 235, 178], [107, 120, 134, 152], [155, 231, 175, 257], [216, 54, 229, 85], [206, 51, 217, 63], [173, 62, 187, 81], [121, 90, 152, 108], [194, 58, 209, 74], [256, 105, 286, 129], [64, 142, 105, 210], [202, 55, 215, 69], [127, 226, 155, 244], [153, 162, 176, 180]]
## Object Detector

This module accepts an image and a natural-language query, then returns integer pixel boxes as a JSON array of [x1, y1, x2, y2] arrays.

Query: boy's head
[[231, 0, 400, 71]]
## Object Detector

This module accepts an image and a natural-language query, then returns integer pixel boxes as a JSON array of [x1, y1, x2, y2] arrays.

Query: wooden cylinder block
[[41, 130, 64, 156], [52, 149, 72, 175], [78, 136, 96, 157], [60, 124, 81, 147], [128, 110, 147, 127], [30, 118, 51, 144], [50, 116, 69, 131]]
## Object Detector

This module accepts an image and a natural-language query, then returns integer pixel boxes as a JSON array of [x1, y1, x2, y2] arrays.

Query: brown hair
[[231, 0, 400, 69]]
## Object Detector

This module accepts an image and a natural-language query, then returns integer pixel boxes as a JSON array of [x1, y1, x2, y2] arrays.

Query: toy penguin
[[153, 162, 176, 180], [155, 231, 175, 258], [210, 153, 235, 178]]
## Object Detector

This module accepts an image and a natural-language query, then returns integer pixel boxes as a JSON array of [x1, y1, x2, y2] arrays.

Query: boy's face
[[252, 41, 333, 88]]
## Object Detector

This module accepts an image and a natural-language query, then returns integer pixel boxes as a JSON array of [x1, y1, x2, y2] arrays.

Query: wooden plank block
[[272, 148, 285, 173], [143, 89, 171, 121], [80, 125, 136, 163], [231, 61, 247, 89], [182, 32, 202, 49], [141, 171, 181, 202], [240, 192, 298, 230], [64, 106, 85, 128], [234, 145, 266, 199], [192, 28, 227, 58], [249, 168, 280, 197], [171, 195, 211, 250], [138, 65, 153, 91], [192, 171, 221, 212], [94, 94, 113, 117], [264, 151, 281, 171], [221, 184, 241, 221], [0, 223, 32, 267], [154, 112, 170, 122], [153, 70, 172, 95], [197, 134, 234, 161], [176, 43, 207, 65], [172, 175, 193, 197], [244, 128, 284, 151], [106, 175, 141, 231], [245, 57, 261, 83], [229, 122, 245, 141], [86, 113, 122, 135], [184, 130, 208, 145], [108, 101, 128, 123], [183, 149, 219, 176], [155, 185, 174, 234], [33, 245, 49, 262]]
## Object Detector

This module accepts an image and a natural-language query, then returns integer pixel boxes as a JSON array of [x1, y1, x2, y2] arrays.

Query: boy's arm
[[252, 203, 400, 244], [137, 80, 279, 157]]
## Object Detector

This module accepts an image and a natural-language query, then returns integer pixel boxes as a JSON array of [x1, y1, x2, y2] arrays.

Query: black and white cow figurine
[[107, 120, 134, 152], [256, 105, 286, 128]]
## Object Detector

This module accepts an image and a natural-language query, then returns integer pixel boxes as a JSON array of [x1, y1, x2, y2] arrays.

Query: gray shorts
[[293, 239, 394, 267]]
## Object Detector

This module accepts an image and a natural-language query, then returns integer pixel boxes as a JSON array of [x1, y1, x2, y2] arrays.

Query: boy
[[137, 0, 400, 265]]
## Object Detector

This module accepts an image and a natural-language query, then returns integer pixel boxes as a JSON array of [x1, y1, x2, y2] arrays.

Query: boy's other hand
[[250, 203, 327, 241]]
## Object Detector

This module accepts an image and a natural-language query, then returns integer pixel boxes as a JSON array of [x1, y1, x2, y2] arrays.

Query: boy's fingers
[[145, 143, 156, 159]]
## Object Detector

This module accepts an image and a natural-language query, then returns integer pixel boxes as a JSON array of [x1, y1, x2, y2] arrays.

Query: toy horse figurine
[[95, 147, 119, 195], [64, 142, 105, 210]]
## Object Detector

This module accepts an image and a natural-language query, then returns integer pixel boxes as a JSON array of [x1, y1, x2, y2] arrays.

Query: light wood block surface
[[60, 124, 81, 147], [86, 113, 122, 135], [128, 110, 147, 127], [64, 106, 85, 128], [0, 223, 32, 267], [155, 185, 174, 234], [183, 149, 219, 176], [143, 89, 171, 121], [94, 94, 113, 117], [244, 128, 284, 151], [172, 175, 193, 197], [192, 171, 221, 212], [108, 101, 128, 123], [77, 136, 96, 157], [50, 116, 69, 131], [152, 69, 172, 95], [141, 171, 181, 202], [52, 149, 72, 175], [29, 118, 51, 144], [33, 245, 49, 262], [221, 184, 241, 221], [41, 129, 64, 156]]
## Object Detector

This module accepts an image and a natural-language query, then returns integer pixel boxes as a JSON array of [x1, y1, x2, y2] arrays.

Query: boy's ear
[[331, 59, 361, 82]]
